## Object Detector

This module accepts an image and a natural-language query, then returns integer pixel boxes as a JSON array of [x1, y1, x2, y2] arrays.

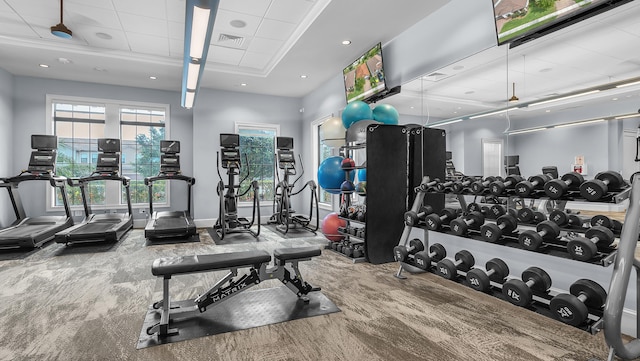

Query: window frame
[[233, 122, 280, 207], [45, 94, 171, 212], [311, 116, 337, 211]]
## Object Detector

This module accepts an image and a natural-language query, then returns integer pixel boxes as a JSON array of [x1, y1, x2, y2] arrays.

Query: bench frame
[[147, 250, 319, 337]]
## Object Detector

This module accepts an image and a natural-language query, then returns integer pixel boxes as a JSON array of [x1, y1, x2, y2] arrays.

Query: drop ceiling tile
[[266, 0, 313, 23], [246, 37, 283, 56], [66, 0, 115, 11], [255, 19, 296, 41], [169, 38, 184, 58], [239, 51, 270, 69], [168, 21, 185, 40], [214, 9, 262, 37], [118, 13, 168, 37], [219, 0, 271, 17], [127, 33, 170, 56], [0, 1, 13, 13], [166, 0, 186, 22], [112, 0, 167, 20], [78, 25, 130, 51], [66, 3, 122, 30], [0, 12, 39, 37], [207, 45, 244, 66], [5, 0, 58, 19]]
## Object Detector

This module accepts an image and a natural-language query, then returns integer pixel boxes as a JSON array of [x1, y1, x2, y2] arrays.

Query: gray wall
[[192, 87, 303, 223], [0, 68, 14, 227], [12, 76, 193, 221]]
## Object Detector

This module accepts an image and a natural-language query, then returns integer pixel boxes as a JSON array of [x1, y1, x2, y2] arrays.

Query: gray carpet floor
[[0, 227, 616, 361]]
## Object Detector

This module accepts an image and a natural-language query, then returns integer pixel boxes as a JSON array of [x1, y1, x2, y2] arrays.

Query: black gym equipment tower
[[144, 140, 197, 240], [213, 133, 260, 240], [0, 135, 73, 249], [54, 138, 133, 245], [269, 137, 319, 235]]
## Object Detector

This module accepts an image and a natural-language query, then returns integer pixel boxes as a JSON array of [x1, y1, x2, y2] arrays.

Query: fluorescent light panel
[[184, 92, 195, 109], [615, 114, 638, 120], [189, 6, 211, 59], [509, 127, 547, 135], [554, 119, 604, 129], [435, 119, 463, 126], [186, 63, 200, 90], [528, 90, 601, 107], [616, 80, 640, 88], [469, 107, 518, 119]]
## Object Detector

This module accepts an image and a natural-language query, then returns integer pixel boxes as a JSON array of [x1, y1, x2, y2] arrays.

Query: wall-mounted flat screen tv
[[343, 42, 387, 103], [493, 0, 632, 48]]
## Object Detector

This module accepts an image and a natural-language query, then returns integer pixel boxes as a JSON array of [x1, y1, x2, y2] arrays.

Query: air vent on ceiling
[[218, 33, 245, 48]]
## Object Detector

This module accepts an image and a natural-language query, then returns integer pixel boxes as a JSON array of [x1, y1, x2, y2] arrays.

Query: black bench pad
[[152, 250, 271, 277], [273, 247, 321, 261]]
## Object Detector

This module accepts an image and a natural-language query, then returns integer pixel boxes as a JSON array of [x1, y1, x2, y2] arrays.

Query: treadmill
[[143, 140, 197, 240], [0, 135, 73, 249], [54, 138, 133, 245]]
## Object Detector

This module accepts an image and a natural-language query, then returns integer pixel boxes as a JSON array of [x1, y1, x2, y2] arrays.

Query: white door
[[482, 139, 503, 178]]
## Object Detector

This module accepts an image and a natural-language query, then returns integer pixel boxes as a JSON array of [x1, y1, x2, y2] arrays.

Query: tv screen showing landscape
[[343, 43, 386, 103], [493, 0, 629, 46]]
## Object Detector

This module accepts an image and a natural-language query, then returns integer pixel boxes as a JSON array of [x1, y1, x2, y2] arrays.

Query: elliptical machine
[[213, 133, 260, 240], [269, 136, 319, 234]]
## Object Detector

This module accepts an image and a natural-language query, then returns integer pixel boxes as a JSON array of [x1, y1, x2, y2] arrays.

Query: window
[[235, 123, 279, 203], [312, 117, 338, 208], [482, 138, 503, 178], [46, 95, 170, 210]]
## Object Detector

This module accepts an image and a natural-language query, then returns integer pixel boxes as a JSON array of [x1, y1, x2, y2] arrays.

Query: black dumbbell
[[488, 204, 507, 219], [489, 175, 525, 196], [451, 178, 473, 194], [515, 174, 552, 197], [343, 243, 355, 257], [502, 267, 552, 307], [419, 178, 441, 192], [566, 226, 615, 261], [548, 210, 587, 229], [353, 244, 364, 258], [590, 214, 623, 233], [466, 258, 510, 292], [413, 243, 447, 270], [549, 279, 607, 326], [467, 202, 488, 215], [544, 172, 584, 199], [517, 207, 546, 224], [518, 220, 561, 250], [436, 250, 475, 280], [424, 208, 460, 231], [470, 176, 498, 194], [449, 212, 485, 236], [579, 171, 627, 201], [393, 238, 424, 262], [480, 214, 518, 243], [404, 205, 434, 226], [435, 180, 456, 192]]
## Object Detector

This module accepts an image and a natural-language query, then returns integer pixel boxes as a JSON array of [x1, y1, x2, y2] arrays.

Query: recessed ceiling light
[[39, 64, 49, 68], [300, 75, 307, 79], [149, 76, 157, 80], [341, 40, 351, 45], [57, 57, 72, 64], [612, 97, 618, 101], [95, 32, 112, 40], [410, 106, 414, 109], [230, 20, 246, 28], [241, 83, 247, 86], [546, 109, 551, 112]]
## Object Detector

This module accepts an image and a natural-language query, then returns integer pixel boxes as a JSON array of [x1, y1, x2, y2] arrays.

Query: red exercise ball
[[321, 212, 346, 242]]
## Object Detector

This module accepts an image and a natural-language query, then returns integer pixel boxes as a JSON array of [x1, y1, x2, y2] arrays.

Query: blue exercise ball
[[372, 104, 399, 125], [342, 101, 373, 129], [318, 156, 355, 194], [357, 168, 366, 182]]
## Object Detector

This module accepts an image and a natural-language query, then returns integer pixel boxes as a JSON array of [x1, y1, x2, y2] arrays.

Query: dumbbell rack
[[394, 175, 634, 337], [324, 144, 367, 263]]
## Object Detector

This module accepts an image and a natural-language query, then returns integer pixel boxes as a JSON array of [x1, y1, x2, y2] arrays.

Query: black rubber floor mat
[[137, 286, 340, 349], [205, 227, 260, 245], [263, 224, 317, 239]]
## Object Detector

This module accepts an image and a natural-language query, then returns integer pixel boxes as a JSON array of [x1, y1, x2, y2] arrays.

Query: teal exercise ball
[[318, 156, 355, 194], [342, 101, 373, 129], [372, 104, 399, 125], [357, 168, 366, 182]]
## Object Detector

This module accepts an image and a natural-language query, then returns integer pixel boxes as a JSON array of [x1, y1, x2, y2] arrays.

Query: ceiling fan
[[50, 0, 72, 39]]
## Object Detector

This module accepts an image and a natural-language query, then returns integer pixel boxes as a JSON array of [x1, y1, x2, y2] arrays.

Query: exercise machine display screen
[[160, 140, 180, 154], [98, 138, 121, 153], [221, 150, 240, 168], [31, 135, 57, 150], [277, 137, 293, 150], [278, 150, 295, 168], [220, 133, 240, 148]]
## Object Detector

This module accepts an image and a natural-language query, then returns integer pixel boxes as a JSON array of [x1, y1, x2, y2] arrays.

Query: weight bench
[[147, 247, 321, 337]]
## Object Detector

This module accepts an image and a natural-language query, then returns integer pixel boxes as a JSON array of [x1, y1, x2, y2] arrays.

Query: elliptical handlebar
[[239, 153, 250, 187], [216, 151, 223, 183], [291, 154, 304, 188]]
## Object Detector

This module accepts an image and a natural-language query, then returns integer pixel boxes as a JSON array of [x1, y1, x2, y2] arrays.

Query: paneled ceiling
[[0, 0, 449, 98]]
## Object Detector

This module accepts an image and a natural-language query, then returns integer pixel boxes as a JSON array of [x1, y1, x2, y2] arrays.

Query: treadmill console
[[96, 138, 121, 174], [27, 135, 57, 174], [160, 140, 181, 173]]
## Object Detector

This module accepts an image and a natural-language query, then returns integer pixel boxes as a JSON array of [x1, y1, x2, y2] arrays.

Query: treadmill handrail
[[145, 173, 195, 185], [79, 173, 131, 186]]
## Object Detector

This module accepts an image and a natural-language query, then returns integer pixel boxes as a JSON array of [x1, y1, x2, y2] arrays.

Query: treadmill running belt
[[0, 224, 53, 238], [68, 222, 120, 234], [154, 217, 188, 229]]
